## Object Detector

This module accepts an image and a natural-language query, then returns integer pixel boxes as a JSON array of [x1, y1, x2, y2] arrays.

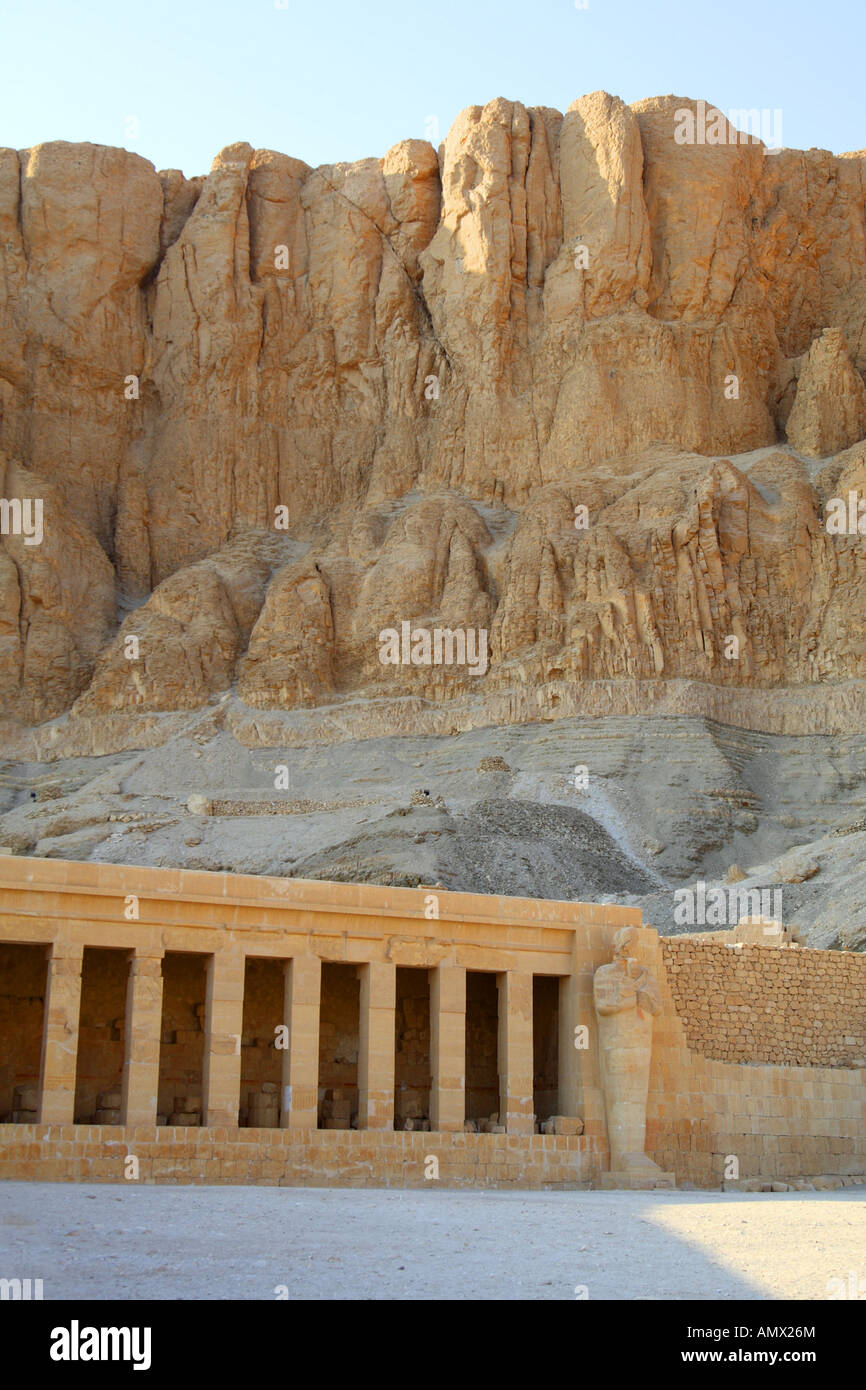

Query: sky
[[0, 0, 864, 177]]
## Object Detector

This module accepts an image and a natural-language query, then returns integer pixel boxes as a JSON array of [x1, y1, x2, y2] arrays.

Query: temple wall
[[644, 934, 866, 1186], [0, 1125, 595, 1187], [661, 937, 866, 1066]]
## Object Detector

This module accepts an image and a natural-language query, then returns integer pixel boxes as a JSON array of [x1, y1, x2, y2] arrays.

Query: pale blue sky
[[1, 0, 863, 177]]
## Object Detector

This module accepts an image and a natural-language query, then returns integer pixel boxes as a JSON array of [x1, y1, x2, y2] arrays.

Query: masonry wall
[[394, 967, 431, 1127], [662, 938, 866, 1066], [73, 948, 127, 1123], [533, 975, 559, 1122], [318, 963, 360, 1128], [645, 936, 866, 1186], [240, 957, 283, 1127], [0, 942, 45, 1120], [0, 1125, 598, 1187], [466, 972, 499, 1122], [157, 953, 207, 1124]]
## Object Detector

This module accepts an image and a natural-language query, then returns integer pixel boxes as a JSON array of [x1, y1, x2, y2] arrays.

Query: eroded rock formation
[[2, 94, 866, 736]]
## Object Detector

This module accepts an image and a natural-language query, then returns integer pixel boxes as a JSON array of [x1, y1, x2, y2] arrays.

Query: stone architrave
[[593, 927, 674, 1189]]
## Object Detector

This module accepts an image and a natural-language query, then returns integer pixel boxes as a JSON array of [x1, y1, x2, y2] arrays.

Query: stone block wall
[[532, 975, 559, 1122], [157, 953, 207, 1123], [239, 957, 283, 1126], [465, 972, 499, 1122], [317, 963, 360, 1128], [73, 948, 127, 1122], [0, 942, 46, 1119], [661, 938, 866, 1066], [645, 934, 866, 1186], [0, 1124, 600, 1189], [394, 967, 431, 1126]]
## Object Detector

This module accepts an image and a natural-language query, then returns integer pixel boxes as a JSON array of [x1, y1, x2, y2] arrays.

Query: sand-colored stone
[[662, 934, 866, 1066], [786, 328, 866, 457], [430, 965, 466, 1133], [202, 950, 245, 1127], [74, 536, 274, 714], [593, 927, 670, 1184], [281, 956, 321, 1131], [237, 560, 336, 709], [0, 457, 115, 722], [497, 972, 534, 1135], [0, 856, 864, 1189], [121, 950, 164, 1127], [357, 961, 396, 1129], [38, 940, 83, 1124], [2, 102, 866, 734]]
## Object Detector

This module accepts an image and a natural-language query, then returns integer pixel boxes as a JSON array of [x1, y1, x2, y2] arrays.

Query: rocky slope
[[3, 714, 866, 950]]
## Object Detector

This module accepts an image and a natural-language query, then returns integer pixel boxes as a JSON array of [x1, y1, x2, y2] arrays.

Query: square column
[[202, 950, 246, 1127], [38, 939, 84, 1124], [497, 971, 534, 1135], [430, 964, 465, 1132], [357, 961, 396, 1130], [558, 972, 583, 1117], [280, 956, 321, 1131], [559, 947, 605, 1141], [121, 949, 164, 1126]]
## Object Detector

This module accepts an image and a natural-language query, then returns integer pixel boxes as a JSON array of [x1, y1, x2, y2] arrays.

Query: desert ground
[[2, 1182, 864, 1301]]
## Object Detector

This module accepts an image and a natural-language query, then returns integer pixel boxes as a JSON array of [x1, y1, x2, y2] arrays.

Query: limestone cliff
[[3, 94, 866, 739]]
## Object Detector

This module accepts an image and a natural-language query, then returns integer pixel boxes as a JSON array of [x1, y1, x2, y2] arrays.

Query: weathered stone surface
[[786, 328, 866, 457], [594, 927, 663, 1177], [0, 456, 115, 722], [238, 561, 336, 709], [1, 97, 866, 732], [73, 536, 273, 714], [0, 143, 163, 551]]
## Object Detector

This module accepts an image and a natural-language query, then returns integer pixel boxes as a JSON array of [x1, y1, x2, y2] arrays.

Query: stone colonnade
[[0, 857, 645, 1139]]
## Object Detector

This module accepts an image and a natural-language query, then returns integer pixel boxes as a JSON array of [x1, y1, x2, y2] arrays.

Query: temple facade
[[0, 855, 864, 1189]]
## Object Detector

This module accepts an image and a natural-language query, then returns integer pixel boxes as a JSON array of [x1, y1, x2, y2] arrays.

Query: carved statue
[[593, 926, 663, 1177]]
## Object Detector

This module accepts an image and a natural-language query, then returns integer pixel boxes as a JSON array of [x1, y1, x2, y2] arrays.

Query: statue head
[[612, 926, 637, 960]]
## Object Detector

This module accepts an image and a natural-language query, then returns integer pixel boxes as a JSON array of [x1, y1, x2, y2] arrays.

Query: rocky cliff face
[[3, 94, 866, 739]]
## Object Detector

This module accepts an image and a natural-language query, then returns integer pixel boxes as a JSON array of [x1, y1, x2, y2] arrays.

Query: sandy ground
[[1, 1182, 864, 1301]]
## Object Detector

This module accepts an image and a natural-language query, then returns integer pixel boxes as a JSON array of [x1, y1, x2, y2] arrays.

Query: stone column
[[559, 937, 606, 1138], [430, 964, 465, 1132], [558, 971, 582, 1117], [357, 961, 396, 1129], [280, 956, 321, 1131], [38, 939, 84, 1125], [202, 949, 246, 1127], [497, 970, 534, 1135], [121, 949, 164, 1127]]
